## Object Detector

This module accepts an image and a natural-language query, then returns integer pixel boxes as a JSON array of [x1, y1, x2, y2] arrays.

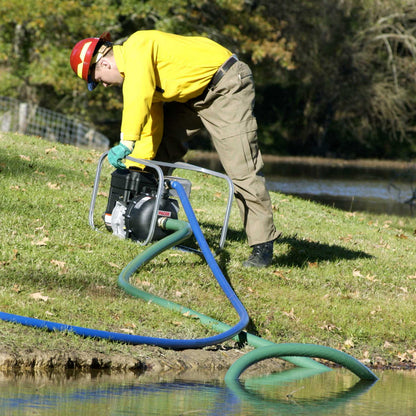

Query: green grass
[[1, 132, 415, 369]]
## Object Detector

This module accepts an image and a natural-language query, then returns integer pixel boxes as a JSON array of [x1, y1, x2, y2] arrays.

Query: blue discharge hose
[[0, 217, 248, 348], [0, 181, 250, 348], [0, 179, 377, 382]]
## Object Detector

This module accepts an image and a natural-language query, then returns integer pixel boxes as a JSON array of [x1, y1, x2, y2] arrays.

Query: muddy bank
[[0, 344, 292, 379], [0, 344, 414, 379]]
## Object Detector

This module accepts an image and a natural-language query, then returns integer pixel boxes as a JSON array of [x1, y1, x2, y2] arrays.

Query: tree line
[[1, 0, 416, 159]]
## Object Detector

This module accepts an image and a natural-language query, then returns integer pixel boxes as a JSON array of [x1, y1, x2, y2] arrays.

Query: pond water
[[266, 176, 415, 217], [1, 368, 415, 415], [188, 154, 416, 217]]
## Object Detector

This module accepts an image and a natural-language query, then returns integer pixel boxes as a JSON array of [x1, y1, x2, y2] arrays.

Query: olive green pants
[[156, 60, 280, 246]]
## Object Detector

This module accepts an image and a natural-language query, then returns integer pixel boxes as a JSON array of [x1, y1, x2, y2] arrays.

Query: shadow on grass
[[274, 234, 373, 267], [186, 224, 373, 269]]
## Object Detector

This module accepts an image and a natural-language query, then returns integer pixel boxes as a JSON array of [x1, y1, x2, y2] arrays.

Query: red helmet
[[70, 32, 112, 91]]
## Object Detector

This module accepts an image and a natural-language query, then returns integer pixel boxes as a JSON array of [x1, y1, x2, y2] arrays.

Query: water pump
[[89, 153, 234, 251], [103, 169, 180, 242]]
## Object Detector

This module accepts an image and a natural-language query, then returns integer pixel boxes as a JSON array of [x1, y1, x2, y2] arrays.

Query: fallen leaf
[[282, 308, 298, 321], [45, 147, 57, 154], [32, 237, 49, 246], [182, 311, 198, 319], [51, 259, 66, 268], [344, 338, 355, 348], [320, 323, 340, 332], [10, 185, 26, 192], [47, 182, 61, 190], [108, 262, 121, 269], [364, 274, 378, 282], [407, 349, 416, 360], [273, 270, 290, 280], [120, 328, 135, 335], [308, 262, 318, 268], [353, 269, 363, 277], [29, 292, 50, 302], [19, 155, 31, 161]]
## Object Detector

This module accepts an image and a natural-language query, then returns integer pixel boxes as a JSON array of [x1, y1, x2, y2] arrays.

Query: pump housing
[[103, 169, 180, 242]]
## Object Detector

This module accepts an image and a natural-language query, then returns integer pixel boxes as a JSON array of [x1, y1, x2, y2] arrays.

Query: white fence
[[0, 96, 109, 149]]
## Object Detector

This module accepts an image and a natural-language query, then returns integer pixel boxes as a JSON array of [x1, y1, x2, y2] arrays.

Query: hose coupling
[[158, 216, 168, 230]]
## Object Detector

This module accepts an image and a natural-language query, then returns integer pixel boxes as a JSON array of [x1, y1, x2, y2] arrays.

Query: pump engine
[[103, 169, 181, 242]]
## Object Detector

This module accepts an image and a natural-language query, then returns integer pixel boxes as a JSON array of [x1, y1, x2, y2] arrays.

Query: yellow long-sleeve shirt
[[112, 30, 232, 160]]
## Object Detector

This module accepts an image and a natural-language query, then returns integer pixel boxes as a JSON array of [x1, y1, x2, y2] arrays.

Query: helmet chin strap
[[88, 42, 114, 91]]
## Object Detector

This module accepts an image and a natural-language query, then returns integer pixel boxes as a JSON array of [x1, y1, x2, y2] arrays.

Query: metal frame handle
[[89, 153, 234, 250]]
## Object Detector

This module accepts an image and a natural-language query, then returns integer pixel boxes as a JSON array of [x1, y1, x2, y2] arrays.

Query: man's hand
[[108, 143, 132, 169]]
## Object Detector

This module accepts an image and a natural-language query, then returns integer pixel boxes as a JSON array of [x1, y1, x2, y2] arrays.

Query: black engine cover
[[105, 169, 159, 218]]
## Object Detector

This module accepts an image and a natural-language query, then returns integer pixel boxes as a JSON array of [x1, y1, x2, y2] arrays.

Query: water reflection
[[227, 377, 376, 415], [187, 154, 416, 217], [1, 369, 415, 415], [267, 177, 415, 217]]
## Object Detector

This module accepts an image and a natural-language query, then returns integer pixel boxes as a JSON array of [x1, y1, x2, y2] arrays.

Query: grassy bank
[[0, 133, 415, 372]]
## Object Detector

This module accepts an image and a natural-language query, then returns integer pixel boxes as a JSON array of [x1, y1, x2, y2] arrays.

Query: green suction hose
[[119, 217, 376, 381], [225, 343, 378, 382], [119, 217, 327, 369]]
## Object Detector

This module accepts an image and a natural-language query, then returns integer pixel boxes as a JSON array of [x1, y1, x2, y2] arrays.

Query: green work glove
[[108, 143, 132, 170]]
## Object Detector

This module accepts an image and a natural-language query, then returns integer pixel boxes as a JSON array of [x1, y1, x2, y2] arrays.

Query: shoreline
[[187, 150, 416, 171], [1, 342, 414, 376]]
